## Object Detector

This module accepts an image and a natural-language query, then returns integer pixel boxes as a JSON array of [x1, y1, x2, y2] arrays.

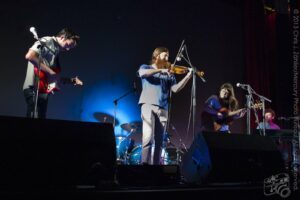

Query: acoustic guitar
[[213, 103, 263, 131]]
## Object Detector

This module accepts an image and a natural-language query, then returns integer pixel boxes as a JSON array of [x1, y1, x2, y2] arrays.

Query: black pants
[[23, 87, 49, 119]]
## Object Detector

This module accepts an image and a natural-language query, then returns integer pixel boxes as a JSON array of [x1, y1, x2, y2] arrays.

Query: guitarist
[[23, 28, 83, 118], [200, 83, 246, 133]]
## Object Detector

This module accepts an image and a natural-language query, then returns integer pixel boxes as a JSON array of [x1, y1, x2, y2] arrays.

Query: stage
[[0, 116, 298, 199]]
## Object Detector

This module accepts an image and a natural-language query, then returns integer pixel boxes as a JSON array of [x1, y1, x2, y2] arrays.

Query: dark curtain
[[244, 0, 278, 128]]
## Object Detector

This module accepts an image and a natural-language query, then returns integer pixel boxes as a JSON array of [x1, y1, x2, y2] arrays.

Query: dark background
[[0, 0, 293, 147]]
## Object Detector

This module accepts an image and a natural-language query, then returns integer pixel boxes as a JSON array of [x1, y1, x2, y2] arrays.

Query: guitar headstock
[[252, 102, 263, 110]]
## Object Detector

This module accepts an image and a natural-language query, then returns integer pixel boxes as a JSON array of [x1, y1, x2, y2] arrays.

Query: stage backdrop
[[0, 0, 261, 147]]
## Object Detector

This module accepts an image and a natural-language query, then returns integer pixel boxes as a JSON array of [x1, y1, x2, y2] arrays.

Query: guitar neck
[[227, 108, 245, 117], [227, 103, 262, 117]]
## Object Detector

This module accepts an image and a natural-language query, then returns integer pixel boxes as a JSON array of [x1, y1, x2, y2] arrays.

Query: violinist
[[200, 83, 246, 133], [137, 46, 192, 165]]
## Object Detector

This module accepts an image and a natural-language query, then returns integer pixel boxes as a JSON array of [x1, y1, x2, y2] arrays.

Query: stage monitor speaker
[[181, 132, 286, 184], [0, 116, 116, 191]]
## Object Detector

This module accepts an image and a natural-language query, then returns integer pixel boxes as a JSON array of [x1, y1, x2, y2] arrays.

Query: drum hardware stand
[[170, 124, 188, 165], [123, 129, 135, 165]]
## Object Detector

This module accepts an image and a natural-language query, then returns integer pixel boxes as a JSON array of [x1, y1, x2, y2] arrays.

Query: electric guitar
[[213, 103, 263, 131], [34, 66, 61, 94]]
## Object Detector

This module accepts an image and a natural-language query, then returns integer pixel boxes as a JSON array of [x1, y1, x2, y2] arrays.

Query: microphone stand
[[179, 45, 206, 141], [31, 33, 45, 118], [112, 84, 136, 129], [163, 40, 205, 163], [165, 39, 186, 133], [246, 86, 260, 135], [239, 85, 271, 136], [250, 88, 271, 136], [246, 95, 251, 135], [238, 85, 259, 135], [163, 40, 186, 161], [30, 28, 55, 118]]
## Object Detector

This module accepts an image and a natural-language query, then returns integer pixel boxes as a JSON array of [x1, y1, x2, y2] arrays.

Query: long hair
[[150, 47, 169, 64], [219, 83, 239, 111]]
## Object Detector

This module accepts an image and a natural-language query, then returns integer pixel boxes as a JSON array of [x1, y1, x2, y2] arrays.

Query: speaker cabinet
[[0, 116, 116, 191], [181, 132, 285, 184]]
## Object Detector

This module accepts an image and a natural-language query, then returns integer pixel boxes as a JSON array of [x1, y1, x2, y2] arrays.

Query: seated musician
[[200, 83, 246, 133], [256, 108, 281, 130]]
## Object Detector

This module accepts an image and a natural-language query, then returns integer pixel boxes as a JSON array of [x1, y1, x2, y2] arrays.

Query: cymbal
[[93, 112, 119, 125], [121, 121, 142, 134]]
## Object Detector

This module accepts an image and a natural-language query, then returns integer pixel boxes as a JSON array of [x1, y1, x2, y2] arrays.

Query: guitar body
[[213, 107, 233, 132], [213, 103, 262, 131], [34, 66, 61, 94]]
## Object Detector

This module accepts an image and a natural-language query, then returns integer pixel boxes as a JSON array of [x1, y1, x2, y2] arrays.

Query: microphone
[[29, 27, 38, 39], [176, 56, 182, 62], [176, 46, 185, 62], [236, 83, 249, 88]]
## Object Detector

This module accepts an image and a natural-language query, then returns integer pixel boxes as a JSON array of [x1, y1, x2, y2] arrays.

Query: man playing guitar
[[23, 28, 83, 119], [200, 83, 246, 133]]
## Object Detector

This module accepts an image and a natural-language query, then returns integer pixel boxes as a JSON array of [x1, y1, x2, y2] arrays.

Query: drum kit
[[115, 121, 182, 165], [115, 121, 142, 165], [93, 113, 145, 164]]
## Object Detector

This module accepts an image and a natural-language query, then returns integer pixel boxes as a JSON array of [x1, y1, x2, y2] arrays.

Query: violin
[[164, 62, 205, 78]]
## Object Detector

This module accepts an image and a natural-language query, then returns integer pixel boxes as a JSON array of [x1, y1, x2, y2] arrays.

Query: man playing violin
[[138, 47, 192, 165], [200, 83, 246, 133]]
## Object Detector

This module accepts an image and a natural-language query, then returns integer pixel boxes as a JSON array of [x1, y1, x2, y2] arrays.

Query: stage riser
[[116, 165, 180, 186]]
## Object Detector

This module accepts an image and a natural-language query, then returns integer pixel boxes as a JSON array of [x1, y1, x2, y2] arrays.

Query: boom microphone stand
[[162, 40, 205, 163], [163, 40, 186, 161], [112, 82, 137, 129], [29, 27, 56, 118], [251, 90, 272, 136], [178, 43, 206, 140], [237, 84, 271, 136], [29, 27, 44, 118]]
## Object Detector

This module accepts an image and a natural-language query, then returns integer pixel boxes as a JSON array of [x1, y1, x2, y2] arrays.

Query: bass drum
[[115, 136, 134, 164], [128, 145, 170, 165], [128, 145, 142, 165]]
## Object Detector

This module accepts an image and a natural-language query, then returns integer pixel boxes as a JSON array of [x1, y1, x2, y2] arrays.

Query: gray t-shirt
[[138, 64, 176, 110], [23, 36, 60, 90]]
